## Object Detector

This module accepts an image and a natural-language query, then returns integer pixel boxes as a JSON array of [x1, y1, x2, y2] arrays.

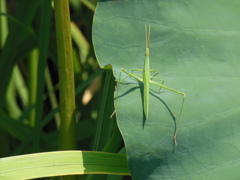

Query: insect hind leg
[[173, 93, 185, 147]]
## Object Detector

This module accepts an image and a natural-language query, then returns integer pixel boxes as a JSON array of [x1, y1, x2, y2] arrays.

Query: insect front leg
[[150, 76, 165, 93], [150, 69, 159, 78], [149, 69, 165, 92], [131, 69, 143, 77], [116, 68, 130, 83]]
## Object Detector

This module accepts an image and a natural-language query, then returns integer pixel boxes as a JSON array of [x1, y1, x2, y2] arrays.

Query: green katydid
[[117, 24, 186, 145]]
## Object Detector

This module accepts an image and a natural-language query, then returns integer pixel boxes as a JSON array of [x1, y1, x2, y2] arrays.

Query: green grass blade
[[87, 126, 123, 180], [0, 151, 130, 179], [28, 48, 38, 127], [32, 0, 52, 151], [45, 66, 61, 128], [92, 70, 116, 151]]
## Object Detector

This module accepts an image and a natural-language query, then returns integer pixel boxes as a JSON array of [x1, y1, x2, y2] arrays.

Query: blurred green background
[[0, 1, 127, 179]]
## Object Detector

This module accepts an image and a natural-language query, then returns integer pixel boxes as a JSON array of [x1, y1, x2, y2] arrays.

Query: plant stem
[[53, 0, 76, 152]]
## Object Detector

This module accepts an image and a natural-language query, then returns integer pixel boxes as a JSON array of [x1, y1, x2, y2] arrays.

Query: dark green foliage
[[0, 0, 126, 179]]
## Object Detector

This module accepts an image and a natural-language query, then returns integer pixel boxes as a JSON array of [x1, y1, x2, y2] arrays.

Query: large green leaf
[[93, 0, 240, 179]]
